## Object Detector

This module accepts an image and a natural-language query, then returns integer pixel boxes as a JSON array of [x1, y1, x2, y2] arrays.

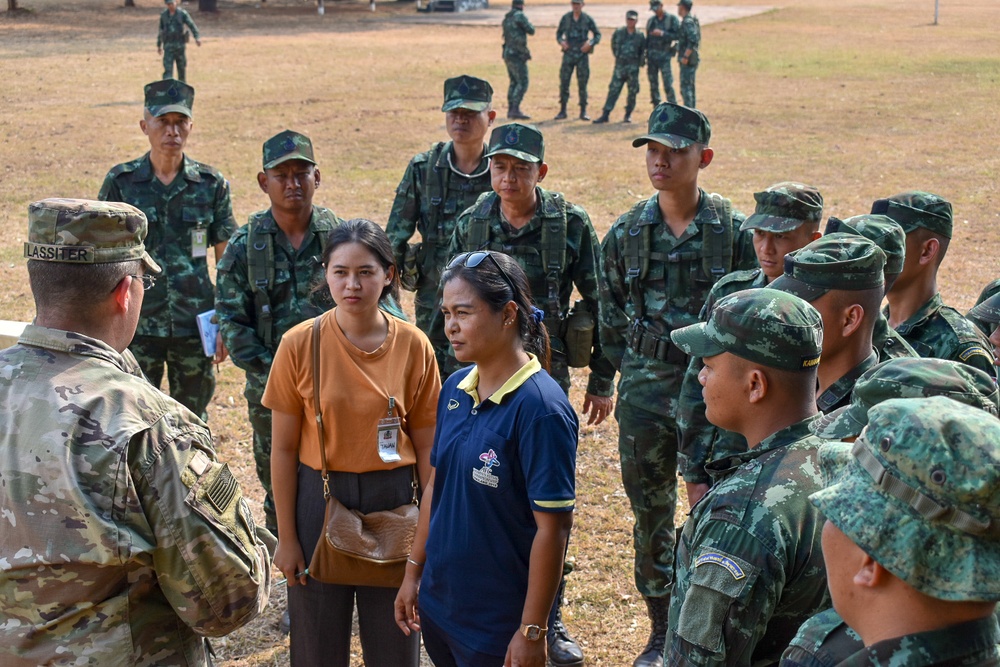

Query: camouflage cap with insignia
[[512, 0, 524, 7], [811, 396, 1000, 601], [442, 75, 494, 113], [262, 130, 317, 170], [770, 233, 885, 302], [485, 122, 544, 163], [812, 357, 1000, 440], [968, 293, 1000, 327], [633, 102, 710, 148], [825, 214, 906, 277], [670, 288, 823, 372], [871, 190, 953, 239], [650, 0, 662, 8], [740, 182, 824, 233], [678, 0, 692, 7], [144, 78, 194, 118], [626, 9, 638, 19], [24, 198, 161, 274]]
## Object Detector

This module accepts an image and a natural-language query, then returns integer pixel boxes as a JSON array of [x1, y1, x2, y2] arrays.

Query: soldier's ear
[[313, 167, 321, 189], [537, 162, 549, 182], [746, 367, 767, 403], [257, 172, 268, 194], [698, 146, 714, 169], [112, 276, 133, 314], [487, 109, 498, 125]]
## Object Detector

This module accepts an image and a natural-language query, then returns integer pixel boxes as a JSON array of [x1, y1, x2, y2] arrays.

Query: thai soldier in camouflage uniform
[[158, 0, 200, 82], [809, 397, 1000, 667], [99, 79, 236, 422], [593, 11, 646, 124], [878, 191, 997, 379], [0, 199, 273, 666], [387, 75, 495, 373], [555, 0, 601, 121], [676, 182, 823, 508], [676, 0, 700, 108], [598, 103, 756, 667], [502, 0, 535, 119], [969, 292, 1000, 363], [668, 288, 830, 666], [646, 0, 680, 106]]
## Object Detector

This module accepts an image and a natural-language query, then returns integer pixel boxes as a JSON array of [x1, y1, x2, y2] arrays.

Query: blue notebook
[[196, 309, 218, 357]]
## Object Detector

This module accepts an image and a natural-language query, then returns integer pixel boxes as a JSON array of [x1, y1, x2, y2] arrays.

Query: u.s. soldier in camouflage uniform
[[645, 0, 680, 106], [99, 79, 236, 422], [158, 0, 201, 82], [667, 288, 830, 666], [598, 103, 755, 667], [1, 199, 273, 666], [593, 11, 646, 124], [555, 0, 601, 120], [676, 0, 700, 107], [502, 0, 535, 119], [809, 396, 1000, 667]]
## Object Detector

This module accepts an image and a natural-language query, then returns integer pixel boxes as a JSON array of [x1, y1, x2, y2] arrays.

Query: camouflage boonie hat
[[262, 130, 317, 170], [670, 288, 823, 371], [144, 78, 194, 118], [770, 233, 885, 302], [825, 214, 906, 277], [626, 9, 638, 19], [740, 182, 824, 233], [485, 123, 544, 163], [633, 102, 710, 148], [811, 358, 1000, 439], [442, 75, 494, 113], [24, 198, 161, 274], [968, 293, 1000, 327], [871, 191, 953, 239], [811, 396, 1000, 601]]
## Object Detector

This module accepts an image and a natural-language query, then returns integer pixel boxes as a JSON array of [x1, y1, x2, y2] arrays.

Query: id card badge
[[377, 396, 402, 463], [191, 228, 208, 258]]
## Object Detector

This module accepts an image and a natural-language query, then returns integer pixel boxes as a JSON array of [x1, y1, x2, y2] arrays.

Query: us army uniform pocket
[[677, 546, 758, 654]]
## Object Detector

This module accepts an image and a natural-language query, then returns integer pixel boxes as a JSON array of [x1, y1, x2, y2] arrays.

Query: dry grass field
[[2, 0, 999, 664]]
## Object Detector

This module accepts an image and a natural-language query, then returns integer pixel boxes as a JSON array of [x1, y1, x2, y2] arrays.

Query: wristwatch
[[519, 623, 547, 641]]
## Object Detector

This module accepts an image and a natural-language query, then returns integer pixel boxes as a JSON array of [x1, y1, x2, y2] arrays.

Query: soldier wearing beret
[[676, 0, 700, 107], [158, 0, 201, 82], [99, 79, 236, 422], [593, 10, 646, 124], [645, 0, 681, 107], [0, 199, 273, 665], [554, 0, 601, 121], [502, 0, 536, 119]]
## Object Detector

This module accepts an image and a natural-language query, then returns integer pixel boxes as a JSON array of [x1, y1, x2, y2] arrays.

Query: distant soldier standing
[[502, 0, 535, 120], [158, 0, 200, 82], [645, 0, 680, 106], [676, 0, 700, 108], [593, 11, 646, 124], [555, 0, 601, 121]]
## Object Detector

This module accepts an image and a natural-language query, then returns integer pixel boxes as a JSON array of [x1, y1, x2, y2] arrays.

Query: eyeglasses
[[447, 251, 517, 295], [129, 274, 156, 291]]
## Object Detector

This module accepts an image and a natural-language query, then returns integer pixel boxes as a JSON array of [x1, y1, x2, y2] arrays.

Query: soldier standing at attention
[[555, 0, 601, 121], [676, 0, 700, 108], [386, 75, 495, 374], [158, 0, 200, 82], [0, 199, 273, 665], [99, 79, 236, 422], [645, 0, 680, 106], [598, 103, 756, 667], [502, 0, 535, 120], [593, 10, 646, 124]]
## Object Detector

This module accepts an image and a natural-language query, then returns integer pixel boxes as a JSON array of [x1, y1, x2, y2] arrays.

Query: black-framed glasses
[[447, 251, 517, 295], [129, 274, 156, 291]]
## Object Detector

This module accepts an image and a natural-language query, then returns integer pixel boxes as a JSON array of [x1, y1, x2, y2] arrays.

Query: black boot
[[547, 576, 584, 667], [578, 105, 590, 121], [592, 110, 610, 124], [510, 105, 531, 120], [554, 102, 568, 120], [623, 108, 634, 123], [633, 596, 669, 667]]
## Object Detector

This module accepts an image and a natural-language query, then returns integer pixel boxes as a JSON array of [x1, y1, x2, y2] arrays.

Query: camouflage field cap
[[512, 0, 524, 7], [485, 122, 544, 163], [825, 214, 906, 277], [632, 102, 710, 148], [811, 358, 1000, 439], [262, 130, 317, 170], [871, 191, 953, 239], [678, 0, 692, 7], [24, 198, 161, 274], [626, 9, 638, 19], [144, 78, 194, 118], [968, 293, 1000, 327], [811, 396, 1000, 601], [650, 0, 662, 8], [442, 75, 494, 113], [770, 233, 885, 302], [670, 288, 823, 371], [740, 182, 824, 233], [572, 0, 584, 5]]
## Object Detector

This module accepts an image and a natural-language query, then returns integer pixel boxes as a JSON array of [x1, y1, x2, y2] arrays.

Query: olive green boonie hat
[[740, 182, 824, 233], [633, 102, 710, 149], [770, 233, 885, 302], [871, 191, 953, 239], [485, 122, 544, 163], [670, 288, 823, 371], [825, 214, 906, 277], [263, 130, 317, 170], [811, 358, 1000, 440], [144, 78, 194, 118], [24, 198, 161, 274], [442, 75, 494, 113], [811, 396, 1000, 601]]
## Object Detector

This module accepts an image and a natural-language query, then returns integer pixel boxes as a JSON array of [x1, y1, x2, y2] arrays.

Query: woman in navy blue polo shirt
[[395, 250, 579, 667]]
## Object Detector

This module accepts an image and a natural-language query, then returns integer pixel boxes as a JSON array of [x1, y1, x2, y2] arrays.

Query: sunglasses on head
[[447, 251, 517, 295]]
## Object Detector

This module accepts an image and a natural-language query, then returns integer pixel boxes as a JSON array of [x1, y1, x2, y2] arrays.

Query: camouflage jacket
[[872, 313, 919, 362], [816, 350, 879, 414], [556, 11, 601, 51], [502, 8, 535, 60], [99, 152, 237, 338], [668, 416, 830, 667], [838, 615, 1000, 667], [158, 7, 199, 47], [886, 293, 996, 380], [678, 14, 700, 58], [612, 26, 646, 67], [780, 608, 864, 667], [598, 190, 755, 413], [645, 11, 680, 58], [0, 326, 273, 667]]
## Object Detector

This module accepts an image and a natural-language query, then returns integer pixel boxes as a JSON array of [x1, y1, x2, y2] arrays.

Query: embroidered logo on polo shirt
[[447, 399, 460, 411], [472, 448, 500, 488]]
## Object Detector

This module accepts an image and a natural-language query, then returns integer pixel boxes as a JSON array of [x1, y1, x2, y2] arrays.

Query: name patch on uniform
[[24, 243, 94, 263], [800, 354, 821, 369], [472, 448, 500, 488], [447, 399, 460, 411], [695, 552, 746, 580]]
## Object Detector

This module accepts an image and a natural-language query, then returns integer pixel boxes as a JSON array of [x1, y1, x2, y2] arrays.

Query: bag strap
[[312, 316, 330, 500]]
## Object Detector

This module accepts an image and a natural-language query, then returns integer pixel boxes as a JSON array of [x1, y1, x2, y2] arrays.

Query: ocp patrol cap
[[442, 75, 494, 112], [485, 122, 544, 163], [144, 78, 194, 118], [670, 288, 823, 371], [24, 198, 161, 274], [633, 102, 710, 148], [825, 214, 906, 276], [871, 191, 953, 239], [740, 182, 824, 233], [770, 233, 885, 302], [968, 293, 1000, 326], [263, 130, 317, 170]]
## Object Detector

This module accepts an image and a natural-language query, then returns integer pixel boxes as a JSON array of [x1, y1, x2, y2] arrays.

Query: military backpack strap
[[421, 142, 449, 250], [246, 212, 277, 350], [540, 193, 569, 328], [466, 194, 496, 252], [701, 193, 734, 284], [622, 200, 652, 319]]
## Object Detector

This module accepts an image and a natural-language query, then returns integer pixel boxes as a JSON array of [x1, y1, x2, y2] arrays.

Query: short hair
[[28, 259, 139, 318], [732, 353, 818, 399], [912, 227, 951, 266], [320, 218, 400, 305]]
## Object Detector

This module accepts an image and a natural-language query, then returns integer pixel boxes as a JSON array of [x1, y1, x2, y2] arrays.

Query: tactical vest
[[420, 142, 490, 257]]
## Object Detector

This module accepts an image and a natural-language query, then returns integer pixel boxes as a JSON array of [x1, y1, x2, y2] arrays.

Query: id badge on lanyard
[[191, 227, 208, 258], [377, 396, 402, 463]]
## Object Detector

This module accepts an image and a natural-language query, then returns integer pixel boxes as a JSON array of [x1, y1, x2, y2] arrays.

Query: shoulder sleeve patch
[[695, 552, 746, 580], [958, 346, 993, 363]]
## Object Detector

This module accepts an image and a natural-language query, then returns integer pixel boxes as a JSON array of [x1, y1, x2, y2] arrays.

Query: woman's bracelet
[[407, 557, 424, 568]]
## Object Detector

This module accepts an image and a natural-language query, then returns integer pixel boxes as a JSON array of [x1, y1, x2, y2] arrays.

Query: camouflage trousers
[[602, 63, 641, 115], [130, 334, 214, 421], [559, 51, 590, 107], [647, 54, 677, 105], [505, 57, 530, 108], [162, 44, 188, 82], [680, 62, 697, 108], [247, 400, 278, 536], [615, 400, 679, 599]]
